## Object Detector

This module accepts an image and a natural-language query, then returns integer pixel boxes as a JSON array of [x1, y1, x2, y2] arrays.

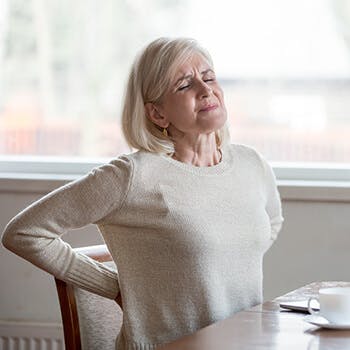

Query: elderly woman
[[2, 37, 283, 350]]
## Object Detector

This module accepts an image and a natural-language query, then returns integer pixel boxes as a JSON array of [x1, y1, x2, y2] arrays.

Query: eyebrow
[[173, 68, 214, 87]]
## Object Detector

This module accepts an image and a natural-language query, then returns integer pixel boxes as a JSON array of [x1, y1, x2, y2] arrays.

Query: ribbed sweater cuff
[[126, 345, 159, 350], [121, 341, 161, 350], [64, 253, 119, 300]]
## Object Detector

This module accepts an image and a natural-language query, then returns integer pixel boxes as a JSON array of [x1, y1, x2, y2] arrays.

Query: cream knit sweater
[[2, 143, 283, 350]]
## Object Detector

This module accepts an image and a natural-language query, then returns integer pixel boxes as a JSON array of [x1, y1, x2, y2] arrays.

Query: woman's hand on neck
[[170, 130, 222, 167]]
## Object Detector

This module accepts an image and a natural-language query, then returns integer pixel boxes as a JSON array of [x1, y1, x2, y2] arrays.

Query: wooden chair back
[[55, 244, 121, 350]]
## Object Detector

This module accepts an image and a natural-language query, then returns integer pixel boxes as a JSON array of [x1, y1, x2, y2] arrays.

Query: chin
[[210, 111, 227, 131], [197, 108, 227, 133], [202, 121, 226, 135]]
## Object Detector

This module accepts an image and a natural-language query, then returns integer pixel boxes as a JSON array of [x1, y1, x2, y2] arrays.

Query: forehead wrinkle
[[174, 73, 193, 86], [173, 68, 215, 87], [201, 68, 214, 75], [169, 52, 213, 87]]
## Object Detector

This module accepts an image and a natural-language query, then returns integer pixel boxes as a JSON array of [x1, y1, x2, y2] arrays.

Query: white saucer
[[304, 315, 350, 330]]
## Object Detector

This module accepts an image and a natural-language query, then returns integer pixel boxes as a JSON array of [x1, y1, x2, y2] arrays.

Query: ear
[[145, 103, 169, 129]]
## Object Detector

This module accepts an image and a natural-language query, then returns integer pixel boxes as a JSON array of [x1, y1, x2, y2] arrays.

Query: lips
[[199, 104, 218, 112]]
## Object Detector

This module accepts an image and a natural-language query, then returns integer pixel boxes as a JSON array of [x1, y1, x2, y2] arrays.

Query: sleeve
[[261, 157, 284, 242], [1, 155, 133, 299]]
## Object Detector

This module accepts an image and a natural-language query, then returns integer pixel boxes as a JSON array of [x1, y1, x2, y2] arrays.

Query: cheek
[[217, 86, 225, 100], [172, 97, 195, 116], [213, 89, 228, 121], [218, 90, 227, 110]]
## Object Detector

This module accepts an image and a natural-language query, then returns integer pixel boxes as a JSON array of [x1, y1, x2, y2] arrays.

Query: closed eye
[[177, 84, 191, 91]]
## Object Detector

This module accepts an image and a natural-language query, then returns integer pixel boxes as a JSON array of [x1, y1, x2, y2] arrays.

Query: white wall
[[264, 198, 350, 300], [0, 181, 349, 323]]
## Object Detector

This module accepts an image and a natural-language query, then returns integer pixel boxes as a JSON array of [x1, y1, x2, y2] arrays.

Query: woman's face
[[155, 54, 227, 137]]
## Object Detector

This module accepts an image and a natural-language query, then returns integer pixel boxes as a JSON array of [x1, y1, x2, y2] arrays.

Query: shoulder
[[226, 144, 278, 195], [226, 143, 275, 182], [228, 143, 277, 184], [227, 143, 267, 168], [103, 150, 160, 183], [112, 150, 165, 171], [108, 152, 134, 173], [108, 150, 155, 166], [81, 152, 137, 189]]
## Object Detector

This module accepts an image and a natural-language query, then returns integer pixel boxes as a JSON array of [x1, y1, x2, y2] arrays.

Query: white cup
[[308, 287, 350, 324]]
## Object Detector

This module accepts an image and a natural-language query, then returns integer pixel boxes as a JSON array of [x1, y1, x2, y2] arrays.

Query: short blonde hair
[[121, 37, 230, 154]]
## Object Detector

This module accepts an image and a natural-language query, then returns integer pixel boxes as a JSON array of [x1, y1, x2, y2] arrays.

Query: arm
[[261, 158, 284, 242], [73, 244, 123, 308], [1, 156, 133, 299]]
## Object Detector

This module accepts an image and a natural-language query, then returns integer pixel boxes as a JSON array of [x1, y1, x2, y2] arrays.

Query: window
[[1, 0, 349, 171]]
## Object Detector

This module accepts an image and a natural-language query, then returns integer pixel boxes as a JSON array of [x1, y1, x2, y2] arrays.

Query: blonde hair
[[121, 37, 230, 154]]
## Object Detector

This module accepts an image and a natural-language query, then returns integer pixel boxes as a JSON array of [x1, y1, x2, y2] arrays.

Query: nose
[[198, 81, 212, 98]]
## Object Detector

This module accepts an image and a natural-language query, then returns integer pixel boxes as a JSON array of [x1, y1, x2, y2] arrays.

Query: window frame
[[0, 156, 110, 178], [1, 156, 350, 180], [0, 156, 349, 204]]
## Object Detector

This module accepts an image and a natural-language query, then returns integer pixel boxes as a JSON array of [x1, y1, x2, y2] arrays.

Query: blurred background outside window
[[0, 0, 349, 165]]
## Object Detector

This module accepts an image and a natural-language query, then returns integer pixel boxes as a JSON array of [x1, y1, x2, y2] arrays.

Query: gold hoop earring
[[163, 128, 168, 137]]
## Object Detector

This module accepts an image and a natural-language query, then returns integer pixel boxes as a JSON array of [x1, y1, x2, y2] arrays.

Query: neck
[[171, 133, 222, 167]]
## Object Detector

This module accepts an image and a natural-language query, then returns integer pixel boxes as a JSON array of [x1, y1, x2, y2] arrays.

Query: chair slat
[[55, 278, 82, 350], [55, 244, 114, 349]]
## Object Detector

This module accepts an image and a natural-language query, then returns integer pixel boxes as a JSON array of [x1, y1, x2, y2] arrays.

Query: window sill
[[0, 173, 349, 203], [0, 173, 76, 194], [278, 180, 350, 203]]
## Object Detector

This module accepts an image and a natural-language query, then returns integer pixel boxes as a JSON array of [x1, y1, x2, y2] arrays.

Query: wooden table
[[157, 282, 350, 350]]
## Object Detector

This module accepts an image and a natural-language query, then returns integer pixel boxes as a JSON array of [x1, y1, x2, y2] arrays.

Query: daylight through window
[[0, 0, 349, 164]]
